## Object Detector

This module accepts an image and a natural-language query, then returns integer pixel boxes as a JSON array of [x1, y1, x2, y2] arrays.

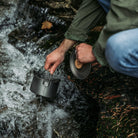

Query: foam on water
[[0, 30, 69, 138], [0, 0, 96, 137], [0, 1, 71, 137]]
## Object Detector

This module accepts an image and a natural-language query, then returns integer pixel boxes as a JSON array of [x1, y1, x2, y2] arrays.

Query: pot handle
[[74, 50, 84, 69]]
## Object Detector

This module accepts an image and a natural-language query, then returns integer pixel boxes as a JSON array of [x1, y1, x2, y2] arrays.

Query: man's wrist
[[59, 39, 76, 53]]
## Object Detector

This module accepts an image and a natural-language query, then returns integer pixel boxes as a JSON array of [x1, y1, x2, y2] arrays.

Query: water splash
[[0, 0, 77, 137], [0, 0, 98, 137]]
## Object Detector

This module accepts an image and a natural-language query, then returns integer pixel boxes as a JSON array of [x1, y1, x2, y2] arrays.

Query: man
[[44, 0, 138, 78]]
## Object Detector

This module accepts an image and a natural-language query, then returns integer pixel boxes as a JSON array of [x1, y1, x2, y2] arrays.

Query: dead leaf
[[127, 133, 137, 138], [104, 95, 121, 100], [67, 75, 74, 82], [41, 21, 53, 30]]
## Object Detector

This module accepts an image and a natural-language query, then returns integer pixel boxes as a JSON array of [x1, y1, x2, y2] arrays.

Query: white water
[[0, 1, 74, 137]]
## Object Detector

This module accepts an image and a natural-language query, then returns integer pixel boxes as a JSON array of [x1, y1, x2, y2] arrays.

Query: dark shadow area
[[67, 66, 138, 137]]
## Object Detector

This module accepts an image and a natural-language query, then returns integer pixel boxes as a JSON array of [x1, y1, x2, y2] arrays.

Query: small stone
[[23, 86, 26, 91]]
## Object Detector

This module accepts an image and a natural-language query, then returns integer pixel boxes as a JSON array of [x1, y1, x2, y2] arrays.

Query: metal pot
[[70, 50, 91, 79], [30, 71, 60, 101]]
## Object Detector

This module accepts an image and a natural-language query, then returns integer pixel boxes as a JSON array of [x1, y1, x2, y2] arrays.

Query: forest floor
[[66, 66, 138, 138]]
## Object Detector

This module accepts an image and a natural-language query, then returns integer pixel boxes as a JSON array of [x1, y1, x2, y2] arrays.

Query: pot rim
[[33, 73, 60, 82]]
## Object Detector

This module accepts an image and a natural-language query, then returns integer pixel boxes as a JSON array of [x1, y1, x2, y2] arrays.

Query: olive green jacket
[[65, 0, 138, 66]]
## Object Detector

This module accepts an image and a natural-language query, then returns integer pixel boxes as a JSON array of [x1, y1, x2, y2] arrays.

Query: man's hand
[[76, 43, 96, 63], [44, 48, 65, 74], [44, 39, 75, 74]]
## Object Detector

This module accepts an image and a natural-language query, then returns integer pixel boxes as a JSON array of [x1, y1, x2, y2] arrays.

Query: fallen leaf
[[104, 95, 121, 100], [41, 21, 53, 30], [67, 75, 74, 82], [127, 133, 136, 138]]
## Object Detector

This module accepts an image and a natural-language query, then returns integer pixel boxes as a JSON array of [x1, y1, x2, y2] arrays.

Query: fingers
[[44, 55, 50, 70], [76, 43, 85, 50], [75, 43, 97, 63], [49, 62, 60, 74], [75, 44, 83, 61], [44, 60, 57, 75], [44, 55, 61, 74], [44, 47, 65, 74], [75, 45, 79, 59]]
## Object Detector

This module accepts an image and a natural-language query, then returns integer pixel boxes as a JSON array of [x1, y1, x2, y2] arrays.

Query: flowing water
[[0, 0, 98, 137]]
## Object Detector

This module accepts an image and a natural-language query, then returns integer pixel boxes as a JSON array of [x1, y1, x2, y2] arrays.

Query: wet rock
[[8, 26, 37, 45], [23, 86, 26, 91], [28, 0, 76, 23], [0, 1, 11, 7], [0, 0, 18, 28]]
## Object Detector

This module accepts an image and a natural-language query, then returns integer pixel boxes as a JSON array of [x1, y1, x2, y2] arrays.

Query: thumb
[[50, 62, 60, 74]]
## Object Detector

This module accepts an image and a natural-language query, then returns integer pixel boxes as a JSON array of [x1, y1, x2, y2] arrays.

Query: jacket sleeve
[[93, 0, 138, 66], [65, 0, 105, 42]]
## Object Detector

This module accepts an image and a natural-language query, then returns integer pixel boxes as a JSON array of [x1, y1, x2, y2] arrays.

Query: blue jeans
[[97, 0, 110, 13], [105, 28, 138, 78], [98, 0, 138, 78]]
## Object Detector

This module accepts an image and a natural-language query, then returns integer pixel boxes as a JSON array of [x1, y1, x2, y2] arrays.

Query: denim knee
[[105, 30, 138, 78], [105, 33, 124, 71]]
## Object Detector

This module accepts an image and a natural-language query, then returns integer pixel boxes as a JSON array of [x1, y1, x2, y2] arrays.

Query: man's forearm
[[65, 0, 105, 42], [58, 39, 76, 53]]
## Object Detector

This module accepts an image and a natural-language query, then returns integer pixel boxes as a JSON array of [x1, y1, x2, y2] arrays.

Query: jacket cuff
[[93, 42, 108, 66]]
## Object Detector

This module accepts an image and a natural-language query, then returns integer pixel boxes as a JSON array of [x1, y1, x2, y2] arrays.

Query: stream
[[0, 0, 98, 137]]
